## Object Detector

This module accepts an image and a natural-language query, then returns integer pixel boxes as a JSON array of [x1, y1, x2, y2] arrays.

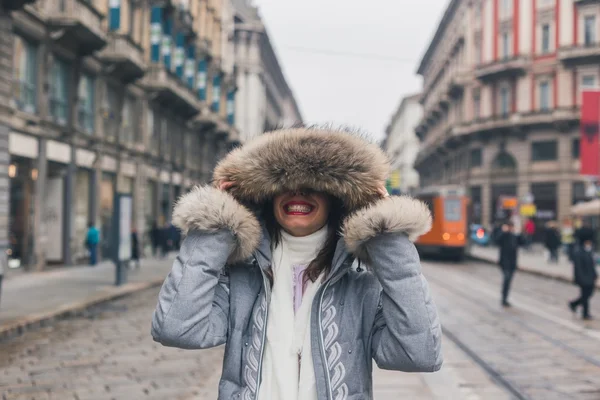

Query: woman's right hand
[[219, 180, 235, 192]]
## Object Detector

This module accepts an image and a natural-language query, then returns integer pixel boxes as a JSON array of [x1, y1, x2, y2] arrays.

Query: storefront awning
[[571, 199, 600, 217]]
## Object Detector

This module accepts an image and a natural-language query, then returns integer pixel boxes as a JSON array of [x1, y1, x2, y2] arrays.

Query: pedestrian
[[131, 227, 140, 269], [544, 221, 561, 263], [569, 239, 597, 320], [150, 221, 160, 257], [159, 223, 169, 258], [85, 222, 100, 266], [561, 217, 575, 262], [575, 219, 596, 248], [524, 218, 536, 250], [151, 127, 443, 399], [495, 221, 525, 307]]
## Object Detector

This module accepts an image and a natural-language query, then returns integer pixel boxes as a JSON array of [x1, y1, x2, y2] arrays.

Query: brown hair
[[262, 196, 346, 287]]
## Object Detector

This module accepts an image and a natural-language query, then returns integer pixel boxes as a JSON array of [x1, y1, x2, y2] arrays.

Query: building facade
[[231, 0, 302, 142], [383, 93, 423, 195], [415, 0, 597, 230], [3, 0, 245, 269]]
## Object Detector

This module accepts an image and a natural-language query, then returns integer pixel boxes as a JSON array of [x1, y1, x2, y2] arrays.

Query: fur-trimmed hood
[[173, 128, 431, 263], [213, 127, 389, 212]]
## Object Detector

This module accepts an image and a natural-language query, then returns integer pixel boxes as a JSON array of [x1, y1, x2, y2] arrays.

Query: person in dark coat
[[495, 221, 525, 307], [575, 220, 596, 247], [159, 224, 170, 258], [150, 222, 160, 257], [544, 222, 561, 263], [131, 228, 140, 269], [569, 239, 597, 320]]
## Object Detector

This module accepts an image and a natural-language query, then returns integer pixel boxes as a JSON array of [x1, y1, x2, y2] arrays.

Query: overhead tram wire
[[280, 45, 417, 64]]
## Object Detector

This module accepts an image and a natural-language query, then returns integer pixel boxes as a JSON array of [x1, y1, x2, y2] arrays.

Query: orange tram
[[414, 185, 469, 261]]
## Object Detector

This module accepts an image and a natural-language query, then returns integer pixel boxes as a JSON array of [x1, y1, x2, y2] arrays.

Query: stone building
[[382, 93, 423, 195], [231, 0, 302, 142], [1, 0, 259, 269], [415, 0, 596, 230]]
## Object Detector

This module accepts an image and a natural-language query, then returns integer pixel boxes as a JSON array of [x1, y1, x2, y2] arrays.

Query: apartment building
[[231, 0, 302, 142], [3, 0, 243, 269], [415, 0, 597, 229], [382, 93, 423, 195]]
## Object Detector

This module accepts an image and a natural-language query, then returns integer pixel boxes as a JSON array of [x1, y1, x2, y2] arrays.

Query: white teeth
[[287, 204, 312, 213]]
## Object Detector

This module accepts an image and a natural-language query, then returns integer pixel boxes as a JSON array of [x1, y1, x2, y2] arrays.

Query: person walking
[[131, 227, 140, 269], [151, 127, 443, 399], [495, 221, 525, 307], [524, 218, 536, 250], [544, 222, 561, 263], [85, 222, 100, 266], [150, 221, 160, 257], [569, 239, 597, 320], [561, 218, 575, 262]]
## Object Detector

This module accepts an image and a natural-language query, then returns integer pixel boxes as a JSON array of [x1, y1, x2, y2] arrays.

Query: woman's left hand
[[377, 185, 390, 199]]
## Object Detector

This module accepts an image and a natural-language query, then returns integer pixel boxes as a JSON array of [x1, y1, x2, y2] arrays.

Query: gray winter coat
[[151, 128, 443, 399]]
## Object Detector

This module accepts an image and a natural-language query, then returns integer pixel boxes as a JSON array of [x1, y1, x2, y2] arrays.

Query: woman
[[151, 127, 442, 399]]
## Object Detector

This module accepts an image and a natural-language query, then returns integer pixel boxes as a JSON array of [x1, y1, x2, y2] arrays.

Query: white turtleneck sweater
[[257, 226, 328, 400]]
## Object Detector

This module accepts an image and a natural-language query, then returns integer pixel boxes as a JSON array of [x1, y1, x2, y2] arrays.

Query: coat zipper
[[253, 258, 270, 400]]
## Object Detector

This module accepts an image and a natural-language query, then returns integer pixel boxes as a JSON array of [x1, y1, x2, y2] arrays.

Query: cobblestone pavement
[[0, 285, 508, 399], [423, 259, 600, 400]]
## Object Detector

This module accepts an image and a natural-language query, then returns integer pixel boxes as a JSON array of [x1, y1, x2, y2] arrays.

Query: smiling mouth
[[284, 202, 314, 215]]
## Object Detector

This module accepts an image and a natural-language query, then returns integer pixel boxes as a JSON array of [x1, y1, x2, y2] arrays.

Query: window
[[541, 24, 551, 54], [572, 138, 580, 159], [473, 89, 481, 118], [470, 148, 483, 167], [531, 140, 558, 161], [49, 58, 70, 125], [500, 86, 510, 116], [77, 74, 95, 134], [582, 75, 596, 89], [444, 198, 462, 222], [539, 81, 550, 111], [584, 15, 596, 46], [13, 36, 37, 113], [105, 85, 119, 140], [122, 95, 136, 144], [474, 36, 482, 65], [502, 32, 510, 59]]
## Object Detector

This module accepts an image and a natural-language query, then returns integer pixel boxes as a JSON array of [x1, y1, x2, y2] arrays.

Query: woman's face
[[273, 190, 330, 237]]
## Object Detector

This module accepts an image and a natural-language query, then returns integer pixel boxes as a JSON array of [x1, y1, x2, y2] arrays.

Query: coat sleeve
[[151, 185, 262, 349], [151, 230, 234, 349], [343, 196, 442, 373], [367, 233, 443, 372]]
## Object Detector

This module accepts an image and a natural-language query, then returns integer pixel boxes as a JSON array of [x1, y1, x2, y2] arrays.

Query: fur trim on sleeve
[[172, 185, 262, 263], [342, 196, 432, 258]]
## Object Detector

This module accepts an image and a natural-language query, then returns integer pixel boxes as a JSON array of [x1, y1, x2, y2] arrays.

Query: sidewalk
[[0, 256, 173, 341], [468, 245, 600, 289]]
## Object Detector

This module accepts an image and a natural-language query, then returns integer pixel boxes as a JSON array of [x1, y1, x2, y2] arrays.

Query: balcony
[[447, 70, 471, 98], [459, 107, 580, 136], [558, 43, 600, 65], [98, 34, 146, 83], [142, 65, 200, 119], [2, 0, 35, 11], [44, 0, 107, 55], [191, 106, 220, 130], [475, 56, 528, 82], [174, 5, 195, 38], [196, 37, 212, 58]]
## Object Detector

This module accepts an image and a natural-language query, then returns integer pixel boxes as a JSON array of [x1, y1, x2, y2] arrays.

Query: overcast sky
[[251, 0, 450, 142]]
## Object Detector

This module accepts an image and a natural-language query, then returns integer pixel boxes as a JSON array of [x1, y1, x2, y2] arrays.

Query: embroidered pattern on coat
[[321, 288, 348, 400], [242, 293, 267, 400]]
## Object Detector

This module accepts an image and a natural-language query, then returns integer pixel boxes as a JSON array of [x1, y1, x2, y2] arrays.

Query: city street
[[1, 259, 599, 399]]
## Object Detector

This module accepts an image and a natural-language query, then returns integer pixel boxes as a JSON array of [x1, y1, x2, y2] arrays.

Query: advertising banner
[[580, 91, 600, 177]]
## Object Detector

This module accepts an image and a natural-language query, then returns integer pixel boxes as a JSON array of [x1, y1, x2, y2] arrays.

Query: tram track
[[424, 262, 600, 399]]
